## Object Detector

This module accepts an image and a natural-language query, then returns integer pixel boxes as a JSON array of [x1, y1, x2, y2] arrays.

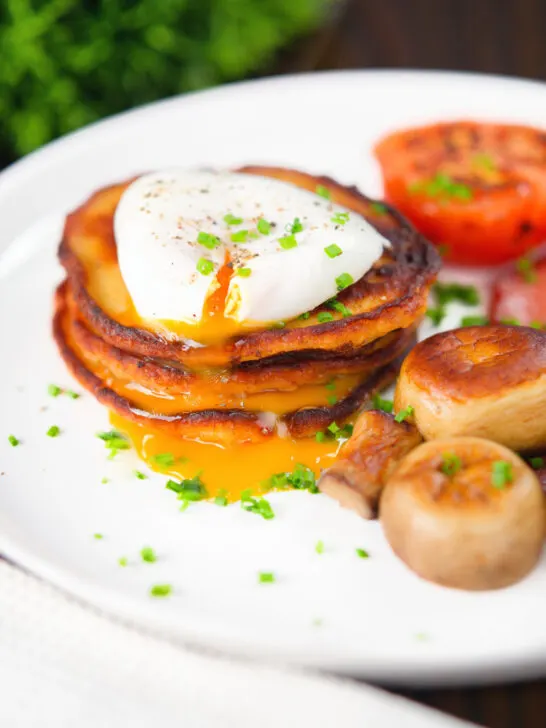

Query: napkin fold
[[0, 560, 474, 728]]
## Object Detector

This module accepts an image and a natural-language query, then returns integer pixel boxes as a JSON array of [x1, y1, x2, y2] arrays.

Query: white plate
[[1, 70, 546, 687]]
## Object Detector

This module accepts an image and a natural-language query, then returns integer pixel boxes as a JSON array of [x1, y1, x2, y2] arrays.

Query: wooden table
[[274, 1, 546, 726]]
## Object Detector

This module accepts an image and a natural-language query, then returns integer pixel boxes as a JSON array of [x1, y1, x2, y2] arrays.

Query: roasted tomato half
[[375, 121, 546, 265]]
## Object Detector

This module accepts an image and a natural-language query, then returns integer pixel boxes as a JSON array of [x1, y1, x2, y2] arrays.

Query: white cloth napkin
[[0, 560, 474, 728]]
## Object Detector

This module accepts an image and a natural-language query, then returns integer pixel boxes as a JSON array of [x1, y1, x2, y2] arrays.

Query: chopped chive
[[270, 320, 286, 329], [440, 452, 462, 477], [66, 390, 80, 399], [491, 460, 513, 488], [93, 533, 103, 540], [335, 272, 354, 291], [315, 431, 326, 443], [317, 311, 334, 323], [298, 311, 311, 320], [516, 257, 537, 283], [223, 213, 243, 226], [327, 422, 340, 435], [325, 380, 336, 391], [279, 234, 298, 250], [500, 317, 521, 326], [214, 494, 228, 506], [286, 217, 303, 234], [409, 173, 473, 201], [197, 231, 220, 249], [134, 470, 147, 480], [331, 212, 350, 225], [315, 540, 324, 554], [237, 267, 251, 277], [267, 463, 318, 493], [372, 394, 393, 413], [316, 185, 331, 199], [433, 282, 480, 307], [356, 548, 370, 559], [327, 395, 338, 405], [329, 299, 352, 317], [530, 321, 544, 329], [258, 572, 275, 583], [394, 406, 414, 423], [231, 229, 249, 243], [140, 546, 157, 563], [46, 425, 60, 438], [196, 257, 214, 275], [370, 202, 387, 215], [97, 430, 130, 458], [8, 434, 19, 447], [530, 457, 544, 469], [473, 153, 496, 171], [324, 243, 342, 258], [241, 491, 275, 519], [461, 315, 489, 327], [425, 308, 446, 326], [100, 477, 109, 484], [257, 218, 271, 235], [151, 452, 175, 468], [150, 584, 172, 598], [118, 557, 128, 567], [48, 384, 62, 397], [166, 475, 207, 508]]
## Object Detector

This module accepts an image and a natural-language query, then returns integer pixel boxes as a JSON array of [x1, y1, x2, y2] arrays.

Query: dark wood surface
[[276, 1, 546, 726]]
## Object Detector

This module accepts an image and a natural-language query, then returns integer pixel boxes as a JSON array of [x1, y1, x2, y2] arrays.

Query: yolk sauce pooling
[[110, 412, 343, 502]]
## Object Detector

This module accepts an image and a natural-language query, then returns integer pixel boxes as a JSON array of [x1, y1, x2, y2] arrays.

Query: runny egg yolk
[[110, 413, 343, 503]]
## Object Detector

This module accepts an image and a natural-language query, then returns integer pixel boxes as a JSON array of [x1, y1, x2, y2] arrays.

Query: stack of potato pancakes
[[53, 167, 439, 446]]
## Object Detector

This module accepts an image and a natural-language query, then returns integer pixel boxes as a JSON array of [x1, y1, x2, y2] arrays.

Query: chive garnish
[[223, 213, 243, 226], [279, 234, 298, 250], [461, 315, 489, 327], [150, 584, 172, 597], [241, 491, 275, 519], [134, 470, 147, 480], [315, 540, 325, 554], [237, 267, 251, 277], [197, 231, 221, 249], [257, 218, 271, 235], [516, 257, 536, 284], [440, 452, 462, 477], [324, 243, 342, 258], [356, 548, 370, 559], [316, 185, 331, 199], [48, 384, 62, 397], [258, 572, 275, 583], [317, 311, 334, 323], [8, 434, 19, 447], [286, 217, 303, 234], [372, 394, 393, 413], [231, 230, 249, 243], [46, 425, 60, 438], [331, 212, 350, 225], [491, 461, 513, 488], [151, 452, 175, 468], [196, 257, 214, 275], [141, 546, 157, 563], [394, 406, 414, 423], [335, 273, 353, 291]]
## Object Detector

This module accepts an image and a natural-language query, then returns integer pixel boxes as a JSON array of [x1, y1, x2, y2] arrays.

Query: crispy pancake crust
[[53, 286, 404, 445], [59, 167, 439, 368]]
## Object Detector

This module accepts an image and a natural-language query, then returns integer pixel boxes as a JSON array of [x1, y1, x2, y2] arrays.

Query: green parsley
[[433, 282, 480, 307], [46, 425, 60, 438], [317, 311, 334, 323], [151, 452, 175, 468], [166, 475, 207, 510], [331, 212, 350, 225], [134, 470, 147, 480], [197, 231, 220, 249], [316, 185, 331, 199], [97, 430, 130, 458], [223, 213, 243, 226], [48, 384, 62, 397], [141, 546, 157, 563], [93, 533, 103, 540], [315, 431, 326, 443], [258, 572, 275, 584], [516, 257, 536, 284], [372, 394, 393, 413], [530, 457, 544, 470], [409, 173, 473, 201], [315, 540, 324, 554], [394, 406, 414, 423], [237, 267, 251, 277], [335, 273, 353, 291], [279, 234, 298, 250], [8, 434, 19, 447], [196, 257, 214, 276], [425, 308, 446, 326], [231, 229, 249, 243], [356, 548, 370, 559], [150, 584, 172, 598], [241, 491, 275, 519], [461, 315, 489, 327], [118, 557, 128, 567], [491, 460, 513, 488], [324, 243, 342, 259], [370, 202, 387, 216], [440, 452, 462, 477], [286, 217, 303, 234], [257, 218, 271, 235]]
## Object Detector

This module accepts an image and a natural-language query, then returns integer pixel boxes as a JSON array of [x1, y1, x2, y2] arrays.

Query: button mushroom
[[380, 437, 545, 590], [318, 409, 422, 518], [394, 325, 546, 452]]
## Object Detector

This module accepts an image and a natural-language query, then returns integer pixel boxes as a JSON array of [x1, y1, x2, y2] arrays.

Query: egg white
[[114, 170, 390, 327]]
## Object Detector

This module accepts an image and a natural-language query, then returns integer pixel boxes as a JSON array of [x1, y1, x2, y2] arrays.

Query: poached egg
[[114, 169, 390, 343]]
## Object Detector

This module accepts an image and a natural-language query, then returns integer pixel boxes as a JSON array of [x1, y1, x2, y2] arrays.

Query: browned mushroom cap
[[318, 410, 422, 518], [380, 437, 545, 591]]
